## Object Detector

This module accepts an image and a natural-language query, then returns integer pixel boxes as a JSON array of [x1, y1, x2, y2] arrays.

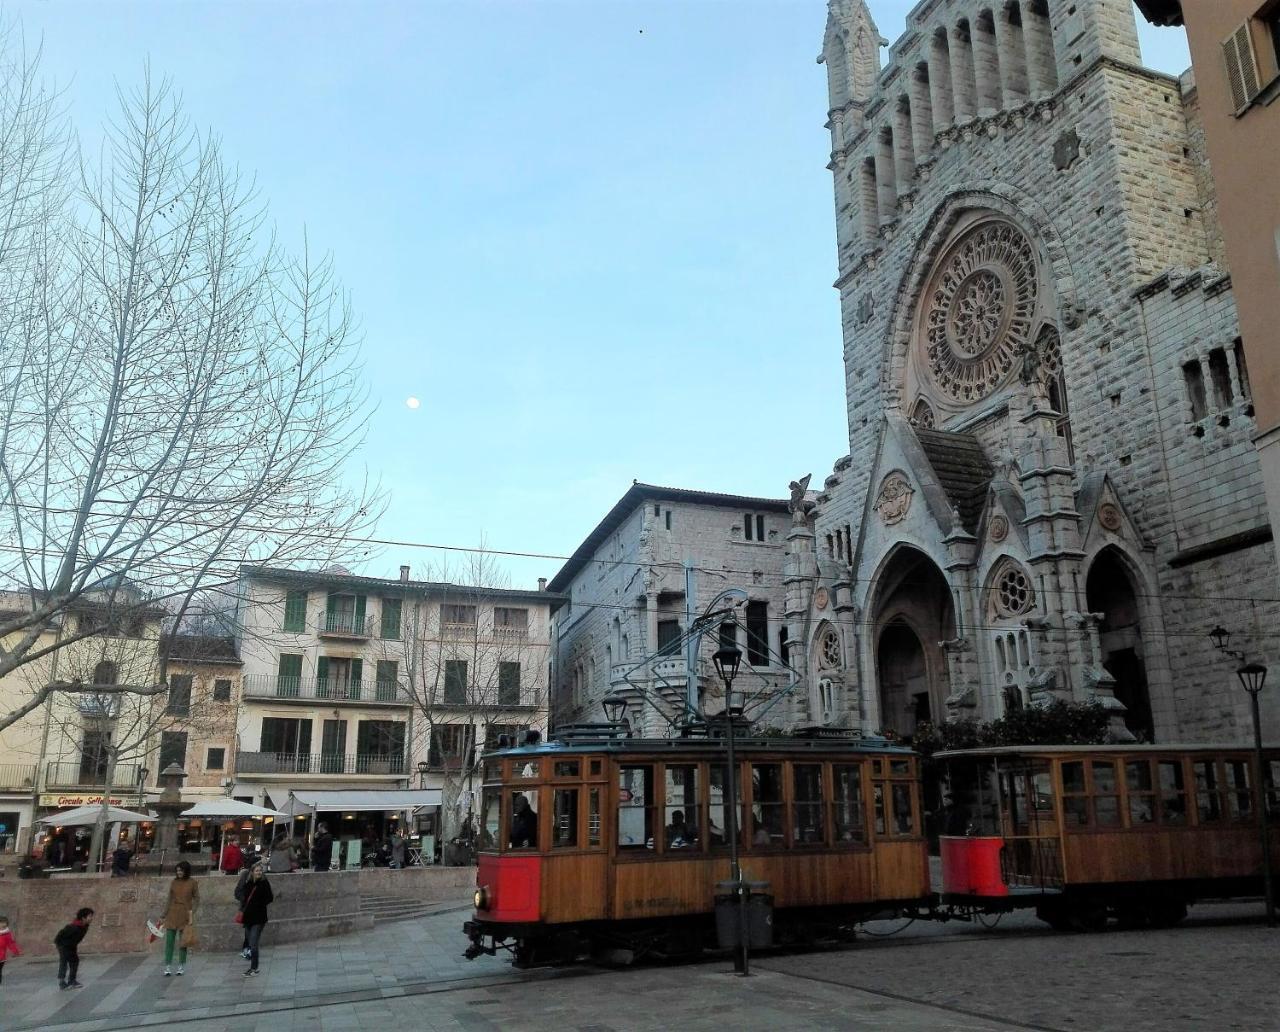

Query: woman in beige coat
[[161, 861, 199, 976]]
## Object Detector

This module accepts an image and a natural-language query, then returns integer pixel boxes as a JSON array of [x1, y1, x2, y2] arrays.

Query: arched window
[[93, 660, 118, 686], [910, 398, 936, 428]]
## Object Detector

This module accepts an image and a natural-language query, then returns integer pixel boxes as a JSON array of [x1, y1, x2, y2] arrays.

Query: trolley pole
[[722, 703, 750, 975]]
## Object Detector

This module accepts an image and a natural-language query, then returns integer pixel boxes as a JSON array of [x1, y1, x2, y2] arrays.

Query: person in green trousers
[[160, 861, 199, 976]]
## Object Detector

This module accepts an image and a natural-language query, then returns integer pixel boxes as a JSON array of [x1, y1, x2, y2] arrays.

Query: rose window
[[921, 221, 1039, 404], [995, 565, 1034, 617], [819, 629, 842, 670]]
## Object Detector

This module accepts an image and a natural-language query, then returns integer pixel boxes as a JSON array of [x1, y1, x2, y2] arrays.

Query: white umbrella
[[39, 804, 156, 827], [180, 799, 286, 871]]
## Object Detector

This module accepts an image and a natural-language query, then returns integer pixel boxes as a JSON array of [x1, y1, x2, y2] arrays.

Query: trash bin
[[714, 880, 773, 949]]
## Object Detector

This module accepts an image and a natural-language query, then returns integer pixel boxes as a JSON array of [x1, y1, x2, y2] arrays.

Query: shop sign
[[39, 794, 127, 808]]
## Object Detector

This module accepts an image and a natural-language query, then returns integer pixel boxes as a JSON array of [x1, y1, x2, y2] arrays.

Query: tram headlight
[[473, 885, 490, 911]]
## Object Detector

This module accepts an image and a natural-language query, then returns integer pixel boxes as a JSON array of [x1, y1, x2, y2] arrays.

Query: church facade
[[785, 0, 1280, 744]]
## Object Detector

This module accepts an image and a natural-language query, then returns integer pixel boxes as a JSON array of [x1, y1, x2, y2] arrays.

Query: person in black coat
[[310, 823, 333, 872], [53, 908, 94, 989], [238, 863, 274, 976]]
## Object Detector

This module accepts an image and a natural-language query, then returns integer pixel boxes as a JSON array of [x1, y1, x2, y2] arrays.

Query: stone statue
[[788, 474, 812, 524]]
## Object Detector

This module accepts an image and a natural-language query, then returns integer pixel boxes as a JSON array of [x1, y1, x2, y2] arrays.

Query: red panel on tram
[[940, 836, 1008, 897], [478, 854, 541, 922]]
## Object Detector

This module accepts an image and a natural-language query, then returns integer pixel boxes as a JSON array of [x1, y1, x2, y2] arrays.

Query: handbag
[[234, 884, 257, 925]]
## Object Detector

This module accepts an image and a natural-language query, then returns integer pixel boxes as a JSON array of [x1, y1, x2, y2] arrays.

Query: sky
[[11, 1, 1191, 590]]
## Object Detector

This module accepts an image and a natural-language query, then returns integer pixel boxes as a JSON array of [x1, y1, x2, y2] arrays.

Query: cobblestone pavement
[[0, 899, 1275, 1031]]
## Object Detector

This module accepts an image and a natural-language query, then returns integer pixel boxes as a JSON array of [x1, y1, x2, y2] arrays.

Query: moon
[[405, 397, 420, 410]]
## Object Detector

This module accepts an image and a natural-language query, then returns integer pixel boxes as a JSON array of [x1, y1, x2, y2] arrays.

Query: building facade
[[549, 484, 798, 733], [781, 0, 1280, 745], [1135, 0, 1280, 586], [234, 566, 562, 839]]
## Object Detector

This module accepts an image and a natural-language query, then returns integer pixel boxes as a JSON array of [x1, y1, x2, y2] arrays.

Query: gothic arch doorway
[[870, 547, 955, 740], [1086, 547, 1154, 741]]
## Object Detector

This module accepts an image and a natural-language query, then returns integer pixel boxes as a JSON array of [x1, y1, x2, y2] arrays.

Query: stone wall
[[0, 865, 476, 958]]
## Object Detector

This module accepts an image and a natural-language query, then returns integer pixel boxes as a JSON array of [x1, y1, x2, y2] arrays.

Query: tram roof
[[488, 733, 916, 758], [935, 742, 1280, 760]]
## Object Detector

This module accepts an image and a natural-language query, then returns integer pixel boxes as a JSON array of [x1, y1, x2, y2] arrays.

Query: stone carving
[[1052, 129, 1081, 171], [988, 513, 1009, 543], [922, 221, 1038, 403], [815, 586, 829, 611], [856, 292, 875, 326], [909, 397, 936, 428], [1098, 502, 1123, 531], [789, 473, 812, 518], [818, 628, 842, 670], [873, 472, 914, 525]]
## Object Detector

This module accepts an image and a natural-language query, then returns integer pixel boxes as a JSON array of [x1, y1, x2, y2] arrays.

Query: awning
[[179, 800, 286, 820], [282, 789, 442, 817], [38, 804, 156, 827]]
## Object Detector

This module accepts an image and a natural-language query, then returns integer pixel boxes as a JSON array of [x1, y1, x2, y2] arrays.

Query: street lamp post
[[1209, 627, 1275, 926], [713, 635, 750, 976], [137, 767, 150, 810], [416, 760, 430, 791]]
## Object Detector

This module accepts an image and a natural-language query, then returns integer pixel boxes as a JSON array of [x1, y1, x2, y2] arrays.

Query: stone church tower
[[787, 0, 1280, 744]]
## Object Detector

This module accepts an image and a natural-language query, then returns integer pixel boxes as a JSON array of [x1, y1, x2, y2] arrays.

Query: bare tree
[[0, 44, 379, 733], [400, 549, 550, 845]]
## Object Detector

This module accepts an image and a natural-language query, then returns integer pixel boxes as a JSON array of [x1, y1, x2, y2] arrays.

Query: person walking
[[239, 862, 274, 977], [390, 829, 407, 870], [160, 861, 199, 976], [111, 840, 133, 877], [0, 914, 22, 986], [266, 831, 294, 875], [310, 822, 333, 872], [53, 907, 94, 990], [233, 862, 255, 959]]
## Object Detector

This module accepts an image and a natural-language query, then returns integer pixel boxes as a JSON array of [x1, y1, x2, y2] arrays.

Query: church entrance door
[[1086, 547, 1154, 741]]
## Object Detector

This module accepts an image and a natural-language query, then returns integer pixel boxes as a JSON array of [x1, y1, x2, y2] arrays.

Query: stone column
[[950, 24, 978, 121], [995, 4, 1030, 105], [971, 12, 1003, 115], [152, 763, 188, 863], [874, 129, 897, 223], [893, 99, 915, 195], [929, 33, 955, 129], [910, 63, 935, 159], [1022, 2, 1058, 98]]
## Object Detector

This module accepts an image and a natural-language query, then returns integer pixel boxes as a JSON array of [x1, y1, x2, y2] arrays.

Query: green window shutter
[[354, 594, 367, 633], [349, 658, 363, 700], [278, 654, 303, 698], [283, 591, 307, 632], [376, 660, 398, 701], [316, 656, 329, 698], [326, 593, 338, 617], [381, 598, 402, 640]]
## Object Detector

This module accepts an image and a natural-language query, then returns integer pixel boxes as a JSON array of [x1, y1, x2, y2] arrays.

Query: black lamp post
[[416, 760, 430, 791], [138, 766, 150, 809], [601, 694, 628, 726], [712, 633, 750, 976], [1210, 628, 1275, 926]]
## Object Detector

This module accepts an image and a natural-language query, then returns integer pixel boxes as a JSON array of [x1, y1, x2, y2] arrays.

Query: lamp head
[[713, 640, 742, 686], [601, 694, 628, 724], [1237, 662, 1268, 695], [1209, 625, 1231, 652], [416, 760, 429, 775]]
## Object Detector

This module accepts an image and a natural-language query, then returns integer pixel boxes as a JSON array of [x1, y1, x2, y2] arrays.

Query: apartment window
[[79, 730, 111, 783], [260, 717, 312, 755], [429, 725, 472, 769], [654, 504, 660, 516], [745, 600, 769, 667], [375, 660, 399, 701], [742, 514, 765, 541], [664, 510, 671, 530], [283, 590, 307, 632], [444, 659, 468, 704], [1223, 20, 1263, 113], [441, 604, 477, 631], [357, 720, 406, 760], [494, 607, 528, 637], [93, 660, 118, 686], [380, 598, 402, 640], [317, 656, 362, 699], [656, 619, 681, 655], [206, 747, 226, 771], [325, 592, 366, 635], [1183, 359, 1207, 421], [166, 674, 192, 716], [277, 653, 303, 697], [1208, 347, 1235, 408], [159, 731, 188, 771], [498, 661, 521, 705], [719, 620, 738, 651], [212, 678, 232, 702]]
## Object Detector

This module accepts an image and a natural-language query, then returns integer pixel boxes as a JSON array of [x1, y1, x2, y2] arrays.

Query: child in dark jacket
[[53, 908, 94, 990], [0, 914, 22, 985]]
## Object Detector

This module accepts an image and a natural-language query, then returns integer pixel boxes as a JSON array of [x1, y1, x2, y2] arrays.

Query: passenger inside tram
[[509, 794, 537, 849]]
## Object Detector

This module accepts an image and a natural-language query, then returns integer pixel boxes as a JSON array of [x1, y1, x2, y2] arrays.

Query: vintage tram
[[463, 727, 930, 965], [464, 732, 1280, 965]]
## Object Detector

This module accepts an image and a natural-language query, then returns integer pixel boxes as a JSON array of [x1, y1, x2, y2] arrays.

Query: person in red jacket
[[220, 839, 244, 874], [0, 913, 22, 985]]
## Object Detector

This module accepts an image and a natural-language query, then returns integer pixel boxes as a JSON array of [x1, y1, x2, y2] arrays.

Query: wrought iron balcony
[[45, 762, 142, 789], [242, 674, 409, 705], [235, 752, 407, 776], [0, 763, 36, 791], [317, 613, 374, 638]]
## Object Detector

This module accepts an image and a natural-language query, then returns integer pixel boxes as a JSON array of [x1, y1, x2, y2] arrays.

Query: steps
[[358, 893, 442, 925]]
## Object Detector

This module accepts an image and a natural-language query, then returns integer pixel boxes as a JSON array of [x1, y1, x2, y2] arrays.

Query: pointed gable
[[912, 427, 995, 534]]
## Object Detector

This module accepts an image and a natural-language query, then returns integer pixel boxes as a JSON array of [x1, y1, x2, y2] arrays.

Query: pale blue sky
[[14, 1, 1190, 588]]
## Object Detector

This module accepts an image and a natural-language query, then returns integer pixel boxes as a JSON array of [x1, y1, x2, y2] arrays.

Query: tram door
[[997, 761, 1062, 888]]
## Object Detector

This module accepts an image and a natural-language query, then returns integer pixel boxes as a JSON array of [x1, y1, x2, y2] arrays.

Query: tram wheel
[[1035, 903, 1074, 932], [1144, 899, 1187, 928], [1069, 901, 1109, 932]]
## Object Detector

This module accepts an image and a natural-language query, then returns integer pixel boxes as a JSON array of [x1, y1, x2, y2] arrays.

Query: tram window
[[483, 759, 501, 783], [709, 765, 742, 850], [793, 764, 825, 845], [873, 784, 886, 835], [832, 764, 866, 844], [552, 788, 579, 848], [890, 783, 916, 835], [1125, 760, 1156, 825], [1225, 760, 1253, 820], [750, 764, 785, 846], [514, 761, 540, 780], [1158, 760, 1188, 825], [1194, 760, 1224, 822], [664, 765, 700, 851], [618, 765, 655, 850], [479, 786, 502, 850], [889, 758, 911, 777], [1061, 761, 1089, 828], [1091, 761, 1121, 827], [508, 789, 539, 849], [588, 787, 602, 846], [554, 760, 580, 779], [1267, 761, 1280, 819], [589, 759, 602, 777]]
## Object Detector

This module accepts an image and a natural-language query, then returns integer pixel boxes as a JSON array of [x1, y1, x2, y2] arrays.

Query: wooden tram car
[[463, 729, 930, 965], [464, 733, 1280, 965], [935, 743, 1280, 931]]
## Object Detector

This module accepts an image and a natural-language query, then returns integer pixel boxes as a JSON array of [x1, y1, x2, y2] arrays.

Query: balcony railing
[[235, 752, 407, 776], [242, 674, 409, 705], [318, 613, 374, 638], [441, 621, 477, 638], [0, 763, 36, 791], [493, 625, 528, 642], [45, 762, 142, 789]]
